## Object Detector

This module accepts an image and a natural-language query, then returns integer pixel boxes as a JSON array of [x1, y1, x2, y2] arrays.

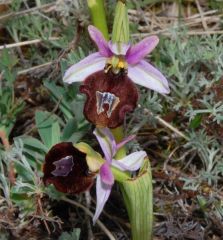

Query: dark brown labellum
[[43, 142, 95, 194], [80, 70, 138, 128]]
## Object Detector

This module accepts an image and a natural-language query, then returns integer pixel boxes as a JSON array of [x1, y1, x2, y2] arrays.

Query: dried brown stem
[[0, 37, 59, 50], [0, 129, 16, 184], [128, 3, 223, 37], [0, 130, 10, 150], [0, 3, 55, 21], [37, 197, 51, 234]]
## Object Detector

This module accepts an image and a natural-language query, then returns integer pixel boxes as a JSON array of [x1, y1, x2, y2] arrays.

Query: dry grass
[[128, 1, 223, 37]]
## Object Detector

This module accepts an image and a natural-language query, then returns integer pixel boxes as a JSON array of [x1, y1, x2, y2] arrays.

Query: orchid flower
[[43, 142, 95, 194], [63, 26, 169, 128], [42, 130, 147, 223], [92, 128, 147, 223]]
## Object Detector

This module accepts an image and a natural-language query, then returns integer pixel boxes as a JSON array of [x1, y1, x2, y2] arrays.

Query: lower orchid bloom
[[42, 129, 147, 224], [63, 25, 169, 128], [91, 128, 147, 223]]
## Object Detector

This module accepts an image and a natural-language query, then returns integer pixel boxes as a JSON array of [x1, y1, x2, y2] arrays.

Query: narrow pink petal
[[126, 36, 159, 64], [93, 175, 112, 224], [128, 60, 170, 94], [116, 135, 136, 150], [108, 41, 130, 55], [63, 53, 106, 84], [112, 151, 146, 171], [93, 128, 116, 162], [88, 25, 112, 57], [100, 163, 114, 185]]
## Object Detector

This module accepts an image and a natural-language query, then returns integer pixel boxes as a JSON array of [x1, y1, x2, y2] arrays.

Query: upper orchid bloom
[[63, 26, 169, 128], [92, 128, 147, 224], [64, 25, 169, 94]]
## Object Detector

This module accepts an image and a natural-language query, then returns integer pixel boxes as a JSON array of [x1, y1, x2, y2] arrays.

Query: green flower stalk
[[87, 0, 109, 40], [111, 1, 153, 239], [121, 161, 153, 240]]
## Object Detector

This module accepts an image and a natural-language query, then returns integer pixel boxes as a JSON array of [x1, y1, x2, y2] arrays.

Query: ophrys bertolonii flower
[[63, 26, 169, 128]]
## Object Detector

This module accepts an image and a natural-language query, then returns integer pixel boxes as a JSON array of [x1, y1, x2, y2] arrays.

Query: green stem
[[87, 0, 109, 40], [110, 0, 129, 160], [111, 165, 130, 182], [111, 126, 126, 159], [87, 1, 153, 239], [120, 162, 153, 240], [110, 2, 153, 239]]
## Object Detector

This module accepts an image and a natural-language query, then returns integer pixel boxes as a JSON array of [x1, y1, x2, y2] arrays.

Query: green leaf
[[70, 99, 85, 123], [14, 160, 34, 182], [1, 48, 18, 69], [44, 81, 73, 120], [61, 118, 86, 142], [19, 136, 48, 153], [189, 114, 202, 129], [35, 111, 61, 149], [61, 118, 77, 141], [10, 187, 36, 213], [11, 192, 29, 201], [20, 147, 44, 167], [120, 160, 153, 240], [67, 131, 86, 143], [58, 228, 81, 240], [45, 185, 64, 200], [0, 174, 10, 204], [60, 58, 69, 77], [15, 137, 45, 166]]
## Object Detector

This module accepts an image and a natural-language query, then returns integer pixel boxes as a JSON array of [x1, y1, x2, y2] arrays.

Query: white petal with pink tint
[[108, 41, 130, 55], [100, 163, 114, 185], [112, 151, 146, 171], [63, 53, 106, 84], [88, 25, 112, 57], [93, 128, 116, 163], [116, 135, 135, 150], [128, 60, 170, 94], [126, 36, 159, 65], [93, 175, 112, 224]]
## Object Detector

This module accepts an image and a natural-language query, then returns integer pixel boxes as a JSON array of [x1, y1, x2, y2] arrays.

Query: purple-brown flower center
[[80, 70, 138, 128], [43, 142, 95, 193], [51, 155, 74, 177]]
